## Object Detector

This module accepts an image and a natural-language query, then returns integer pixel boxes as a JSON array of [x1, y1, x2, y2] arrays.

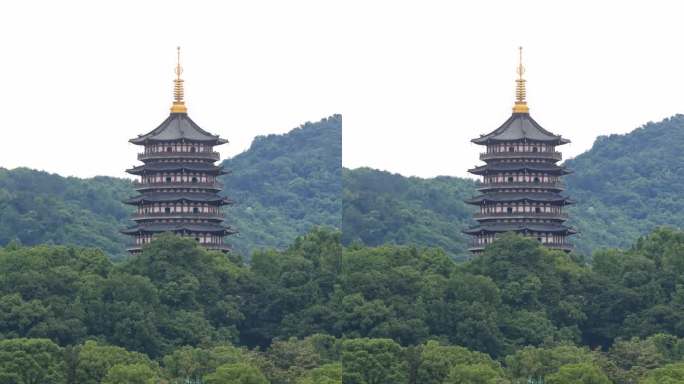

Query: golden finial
[[512, 46, 529, 114], [171, 46, 188, 113]]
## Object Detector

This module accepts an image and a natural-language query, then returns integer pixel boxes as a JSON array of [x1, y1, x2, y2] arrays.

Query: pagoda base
[[468, 241, 573, 253], [126, 243, 231, 253]]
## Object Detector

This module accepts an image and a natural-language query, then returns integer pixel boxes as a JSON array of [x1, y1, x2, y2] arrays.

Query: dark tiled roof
[[472, 113, 570, 145], [468, 162, 571, 175], [130, 113, 228, 145], [465, 192, 574, 204], [126, 162, 227, 175], [121, 223, 238, 235], [124, 192, 234, 205], [463, 223, 576, 235]]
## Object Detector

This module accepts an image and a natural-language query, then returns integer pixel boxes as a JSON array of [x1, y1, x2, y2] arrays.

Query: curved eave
[[130, 137, 229, 145], [121, 224, 238, 235], [129, 113, 228, 145], [123, 194, 235, 205], [471, 113, 570, 145], [472, 137, 571, 145], [126, 164, 228, 176], [468, 165, 572, 176], [463, 224, 577, 235], [465, 193, 574, 205]]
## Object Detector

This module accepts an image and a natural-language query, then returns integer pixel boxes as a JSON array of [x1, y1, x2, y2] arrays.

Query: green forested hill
[[4, 226, 684, 382], [0, 115, 342, 258], [222, 114, 342, 256], [343, 115, 684, 257], [0, 168, 133, 257], [564, 114, 684, 254], [342, 168, 476, 259], [3, 113, 683, 259]]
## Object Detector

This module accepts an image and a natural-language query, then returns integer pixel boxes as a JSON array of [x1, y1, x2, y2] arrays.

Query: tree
[[545, 363, 612, 384], [74, 341, 156, 384], [102, 363, 159, 384], [296, 363, 341, 384], [505, 345, 595, 382], [256, 337, 324, 384], [0, 338, 65, 384], [445, 364, 510, 384], [342, 338, 408, 384], [640, 362, 684, 384], [203, 363, 269, 384], [162, 345, 245, 382], [120, 234, 247, 354], [416, 341, 503, 384]]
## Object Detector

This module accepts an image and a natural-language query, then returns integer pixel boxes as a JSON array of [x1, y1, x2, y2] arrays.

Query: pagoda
[[122, 47, 236, 253], [464, 48, 575, 253]]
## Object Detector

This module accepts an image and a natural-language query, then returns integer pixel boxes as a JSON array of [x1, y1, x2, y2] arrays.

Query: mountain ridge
[[342, 114, 684, 257], [0, 115, 342, 258]]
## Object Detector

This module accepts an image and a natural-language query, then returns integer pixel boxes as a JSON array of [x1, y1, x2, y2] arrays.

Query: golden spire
[[512, 46, 529, 114], [171, 46, 188, 113]]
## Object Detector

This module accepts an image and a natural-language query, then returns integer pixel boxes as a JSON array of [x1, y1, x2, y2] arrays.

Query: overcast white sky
[[1, 1, 684, 179]]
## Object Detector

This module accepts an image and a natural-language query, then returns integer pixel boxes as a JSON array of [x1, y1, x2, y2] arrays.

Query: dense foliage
[[564, 114, 684, 254], [4, 227, 684, 381], [0, 167, 133, 257], [222, 114, 342, 256], [0, 229, 342, 383], [4, 113, 684, 382], [334, 227, 684, 383], [0, 115, 341, 259], [343, 115, 684, 258], [342, 167, 476, 260]]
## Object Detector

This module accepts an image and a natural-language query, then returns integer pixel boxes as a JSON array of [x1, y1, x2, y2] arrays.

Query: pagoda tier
[[126, 162, 228, 176], [464, 48, 575, 253], [122, 48, 236, 253], [123, 192, 234, 205], [465, 192, 574, 205], [122, 223, 237, 252], [468, 162, 572, 176]]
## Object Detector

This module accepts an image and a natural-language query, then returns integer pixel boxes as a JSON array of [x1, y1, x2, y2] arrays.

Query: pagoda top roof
[[472, 113, 570, 145], [463, 222, 576, 235], [121, 223, 237, 235], [465, 192, 574, 204], [130, 113, 228, 145]]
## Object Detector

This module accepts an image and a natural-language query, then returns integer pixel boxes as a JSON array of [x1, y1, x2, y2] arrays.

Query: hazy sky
[[2, 1, 684, 179]]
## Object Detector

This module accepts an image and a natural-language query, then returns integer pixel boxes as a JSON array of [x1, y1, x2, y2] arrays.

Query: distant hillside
[[564, 114, 684, 254], [0, 168, 133, 257], [342, 115, 684, 257], [221, 114, 342, 255], [342, 168, 476, 259], [0, 115, 342, 258], [5, 113, 682, 259]]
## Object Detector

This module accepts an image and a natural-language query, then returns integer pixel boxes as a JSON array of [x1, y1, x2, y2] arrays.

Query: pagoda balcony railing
[[131, 211, 225, 219], [138, 151, 220, 161], [473, 211, 569, 219], [479, 151, 562, 161], [477, 181, 565, 190], [132, 180, 223, 189]]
